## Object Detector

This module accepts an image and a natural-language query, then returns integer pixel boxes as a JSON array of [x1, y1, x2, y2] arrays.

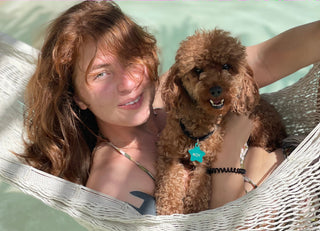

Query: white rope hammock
[[1, 33, 320, 231]]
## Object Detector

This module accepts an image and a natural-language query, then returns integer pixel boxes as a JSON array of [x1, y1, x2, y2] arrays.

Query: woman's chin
[[130, 108, 151, 126]]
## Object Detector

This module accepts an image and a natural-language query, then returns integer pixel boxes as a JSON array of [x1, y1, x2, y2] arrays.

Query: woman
[[20, 1, 320, 215]]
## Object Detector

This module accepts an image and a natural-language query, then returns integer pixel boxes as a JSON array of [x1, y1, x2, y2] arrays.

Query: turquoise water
[[0, 1, 319, 230]]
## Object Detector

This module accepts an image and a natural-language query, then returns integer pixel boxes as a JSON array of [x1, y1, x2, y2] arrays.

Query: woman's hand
[[210, 113, 252, 209], [216, 113, 253, 166]]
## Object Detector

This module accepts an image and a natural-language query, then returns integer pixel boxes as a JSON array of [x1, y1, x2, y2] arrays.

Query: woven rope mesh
[[262, 63, 320, 137], [0, 34, 320, 230]]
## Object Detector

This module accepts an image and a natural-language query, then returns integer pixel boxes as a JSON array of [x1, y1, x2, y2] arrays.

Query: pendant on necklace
[[188, 140, 206, 163]]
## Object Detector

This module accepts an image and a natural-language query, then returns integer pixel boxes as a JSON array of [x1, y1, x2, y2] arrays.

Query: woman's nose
[[118, 64, 142, 93], [117, 69, 142, 94]]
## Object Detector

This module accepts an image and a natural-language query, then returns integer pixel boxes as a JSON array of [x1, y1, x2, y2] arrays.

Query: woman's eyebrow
[[90, 63, 111, 71]]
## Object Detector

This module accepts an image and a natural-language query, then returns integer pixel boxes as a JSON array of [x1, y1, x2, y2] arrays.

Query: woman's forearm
[[210, 154, 245, 209], [210, 115, 252, 209], [247, 20, 320, 87]]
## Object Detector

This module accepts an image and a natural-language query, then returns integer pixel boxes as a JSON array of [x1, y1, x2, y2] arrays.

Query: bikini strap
[[107, 142, 156, 182]]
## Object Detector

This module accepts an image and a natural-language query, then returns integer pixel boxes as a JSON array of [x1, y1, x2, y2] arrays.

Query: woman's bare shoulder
[[154, 107, 167, 132]]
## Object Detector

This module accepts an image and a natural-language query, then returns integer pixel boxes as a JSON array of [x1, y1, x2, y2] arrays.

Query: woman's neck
[[98, 109, 160, 149]]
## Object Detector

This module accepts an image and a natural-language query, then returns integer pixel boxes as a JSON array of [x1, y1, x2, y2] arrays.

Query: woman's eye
[[94, 71, 111, 80], [96, 72, 106, 79]]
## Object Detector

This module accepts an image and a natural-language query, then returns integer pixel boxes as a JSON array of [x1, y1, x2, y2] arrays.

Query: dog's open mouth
[[209, 98, 224, 109]]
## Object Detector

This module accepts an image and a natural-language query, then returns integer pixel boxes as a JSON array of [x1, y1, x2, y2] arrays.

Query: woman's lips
[[119, 94, 143, 109]]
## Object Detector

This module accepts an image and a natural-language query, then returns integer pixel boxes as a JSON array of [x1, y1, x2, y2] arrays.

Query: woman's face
[[73, 39, 156, 130]]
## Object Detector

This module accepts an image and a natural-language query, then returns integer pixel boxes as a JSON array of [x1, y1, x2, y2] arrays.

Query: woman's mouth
[[119, 95, 143, 109], [123, 95, 141, 106]]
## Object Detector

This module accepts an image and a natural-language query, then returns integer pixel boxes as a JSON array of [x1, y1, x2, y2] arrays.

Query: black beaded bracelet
[[207, 167, 246, 175]]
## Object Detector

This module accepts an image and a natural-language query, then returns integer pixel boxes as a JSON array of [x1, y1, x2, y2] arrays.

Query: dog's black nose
[[210, 86, 222, 97]]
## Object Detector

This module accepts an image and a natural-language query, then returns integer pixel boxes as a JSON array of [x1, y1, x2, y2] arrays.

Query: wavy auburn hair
[[21, 1, 159, 185]]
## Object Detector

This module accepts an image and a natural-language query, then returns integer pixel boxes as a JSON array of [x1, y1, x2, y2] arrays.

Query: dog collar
[[179, 120, 215, 163], [179, 120, 215, 142]]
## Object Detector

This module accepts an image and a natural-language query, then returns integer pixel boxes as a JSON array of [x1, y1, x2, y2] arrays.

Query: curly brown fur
[[155, 29, 287, 215]]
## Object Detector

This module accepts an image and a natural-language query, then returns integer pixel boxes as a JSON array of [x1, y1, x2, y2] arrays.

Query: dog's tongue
[[212, 99, 222, 104]]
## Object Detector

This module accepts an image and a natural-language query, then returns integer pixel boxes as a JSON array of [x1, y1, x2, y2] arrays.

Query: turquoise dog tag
[[188, 141, 205, 163]]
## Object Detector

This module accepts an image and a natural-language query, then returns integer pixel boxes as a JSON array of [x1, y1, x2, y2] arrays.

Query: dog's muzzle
[[209, 86, 225, 109]]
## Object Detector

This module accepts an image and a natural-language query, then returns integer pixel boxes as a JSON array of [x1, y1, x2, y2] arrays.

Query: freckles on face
[[73, 40, 156, 128]]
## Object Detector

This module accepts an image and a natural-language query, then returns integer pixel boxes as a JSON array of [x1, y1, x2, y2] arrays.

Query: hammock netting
[[1, 33, 320, 230]]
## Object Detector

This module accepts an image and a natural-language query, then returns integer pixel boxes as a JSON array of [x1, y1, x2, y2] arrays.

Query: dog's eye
[[193, 67, 204, 76], [222, 64, 232, 71]]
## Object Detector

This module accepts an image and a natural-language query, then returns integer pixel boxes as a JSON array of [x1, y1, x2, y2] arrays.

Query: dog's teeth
[[210, 99, 224, 108]]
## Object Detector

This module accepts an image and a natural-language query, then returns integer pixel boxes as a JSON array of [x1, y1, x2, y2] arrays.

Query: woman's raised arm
[[247, 20, 320, 88]]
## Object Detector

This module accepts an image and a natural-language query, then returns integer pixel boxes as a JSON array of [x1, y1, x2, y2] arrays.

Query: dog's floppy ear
[[233, 64, 260, 114], [161, 64, 192, 115], [161, 64, 179, 112], [161, 63, 183, 113]]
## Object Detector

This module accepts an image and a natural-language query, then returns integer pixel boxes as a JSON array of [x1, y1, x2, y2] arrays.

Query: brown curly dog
[[155, 29, 287, 215]]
